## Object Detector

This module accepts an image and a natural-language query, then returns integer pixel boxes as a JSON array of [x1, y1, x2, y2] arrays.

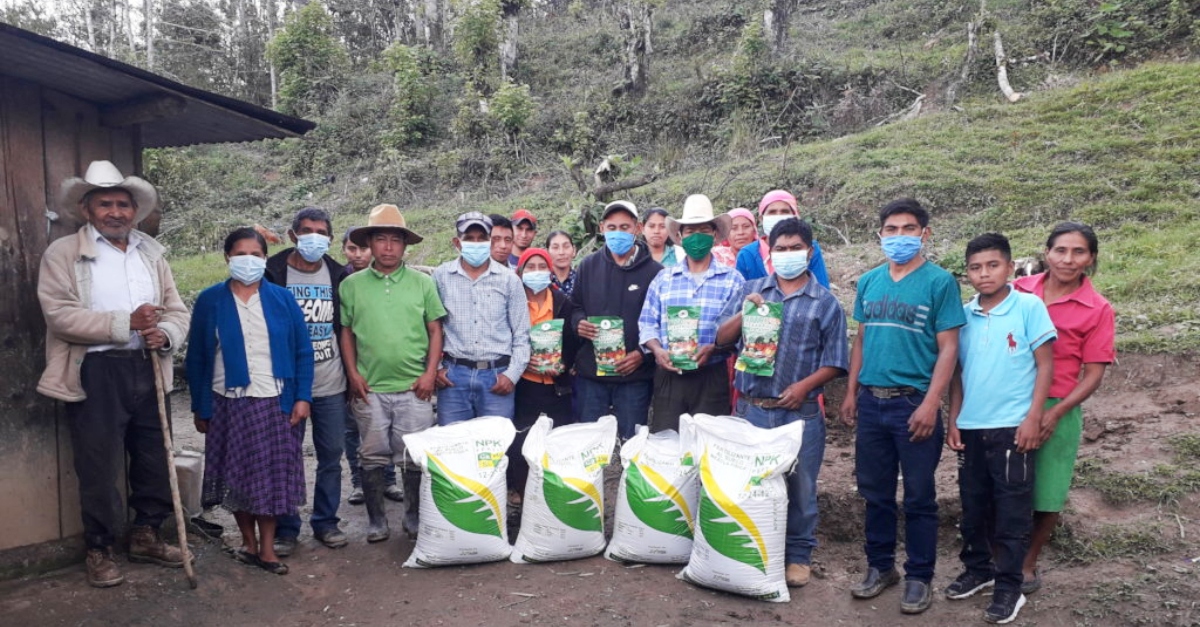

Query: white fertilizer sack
[[604, 425, 699, 564], [677, 413, 804, 602], [511, 415, 617, 563], [402, 416, 516, 567]]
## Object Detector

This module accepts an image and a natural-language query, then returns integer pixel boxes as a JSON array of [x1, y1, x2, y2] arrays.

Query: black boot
[[402, 469, 422, 538], [362, 467, 390, 543]]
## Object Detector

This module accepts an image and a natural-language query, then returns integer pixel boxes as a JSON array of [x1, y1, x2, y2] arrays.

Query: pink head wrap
[[757, 190, 798, 215], [726, 207, 756, 227]]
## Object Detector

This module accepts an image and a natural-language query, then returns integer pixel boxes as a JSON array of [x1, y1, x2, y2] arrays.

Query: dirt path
[[1, 354, 1198, 626]]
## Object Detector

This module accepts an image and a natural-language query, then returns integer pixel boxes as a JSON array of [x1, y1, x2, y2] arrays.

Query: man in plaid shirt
[[638, 194, 744, 431]]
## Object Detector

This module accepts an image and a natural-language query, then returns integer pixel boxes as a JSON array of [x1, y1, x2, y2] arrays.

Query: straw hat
[[667, 194, 731, 244], [59, 160, 159, 223], [350, 204, 424, 246]]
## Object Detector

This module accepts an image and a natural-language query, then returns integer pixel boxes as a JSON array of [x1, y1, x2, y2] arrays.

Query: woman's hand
[[289, 400, 311, 427], [193, 413, 208, 434]]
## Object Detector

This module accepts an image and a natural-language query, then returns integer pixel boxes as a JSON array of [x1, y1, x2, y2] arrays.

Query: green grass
[[1073, 457, 1200, 507]]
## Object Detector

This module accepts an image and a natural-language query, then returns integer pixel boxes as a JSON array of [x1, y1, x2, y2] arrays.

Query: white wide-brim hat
[[59, 160, 159, 224], [667, 194, 731, 244]]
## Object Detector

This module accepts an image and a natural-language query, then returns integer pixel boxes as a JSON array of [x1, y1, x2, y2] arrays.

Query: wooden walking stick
[[150, 354, 198, 589]]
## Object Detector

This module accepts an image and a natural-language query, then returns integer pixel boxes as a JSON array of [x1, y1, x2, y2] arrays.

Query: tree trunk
[[500, 7, 519, 80], [423, 0, 444, 49], [765, 0, 795, 54], [143, 0, 154, 69], [618, 1, 652, 97], [84, 1, 96, 51]]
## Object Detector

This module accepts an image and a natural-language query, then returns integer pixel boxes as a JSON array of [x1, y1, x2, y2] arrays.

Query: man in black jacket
[[265, 207, 349, 554], [569, 200, 662, 439]]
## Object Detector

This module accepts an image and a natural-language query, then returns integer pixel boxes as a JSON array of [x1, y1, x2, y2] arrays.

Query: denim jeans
[[736, 398, 825, 566], [576, 377, 653, 440], [344, 398, 396, 488], [277, 394, 346, 538], [855, 388, 944, 582], [958, 427, 1035, 594], [436, 363, 516, 425]]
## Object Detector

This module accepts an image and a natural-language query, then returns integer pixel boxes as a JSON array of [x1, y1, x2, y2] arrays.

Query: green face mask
[[681, 232, 715, 261]]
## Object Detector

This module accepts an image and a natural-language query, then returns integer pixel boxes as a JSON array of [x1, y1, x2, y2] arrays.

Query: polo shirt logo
[[1007, 331, 1017, 354], [628, 284, 640, 291]]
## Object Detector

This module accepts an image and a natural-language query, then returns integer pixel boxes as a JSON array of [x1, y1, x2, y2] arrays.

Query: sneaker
[[85, 548, 124, 588], [314, 528, 348, 549], [900, 580, 933, 614], [785, 563, 811, 587], [1020, 569, 1041, 595], [851, 567, 901, 599], [384, 484, 405, 502], [984, 590, 1027, 624], [273, 536, 298, 558], [945, 570, 995, 599], [347, 487, 365, 505], [128, 525, 187, 568]]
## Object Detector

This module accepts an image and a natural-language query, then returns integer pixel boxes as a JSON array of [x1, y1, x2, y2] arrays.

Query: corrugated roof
[[0, 22, 315, 147]]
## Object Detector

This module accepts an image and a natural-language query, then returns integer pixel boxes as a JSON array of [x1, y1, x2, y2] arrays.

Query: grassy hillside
[[171, 60, 1200, 352]]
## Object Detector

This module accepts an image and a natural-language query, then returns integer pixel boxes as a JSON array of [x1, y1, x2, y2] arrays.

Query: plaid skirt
[[202, 394, 305, 516]]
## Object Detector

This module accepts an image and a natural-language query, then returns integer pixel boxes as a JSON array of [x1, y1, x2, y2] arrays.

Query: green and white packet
[[666, 305, 701, 370], [401, 416, 516, 567], [677, 413, 804, 603], [529, 318, 565, 374], [589, 316, 625, 376], [511, 415, 617, 563], [604, 423, 699, 564], [735, 301, 784, 376]]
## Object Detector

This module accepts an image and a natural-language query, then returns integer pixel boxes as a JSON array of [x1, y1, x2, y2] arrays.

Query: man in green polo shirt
[[339, 204, 446, 542]]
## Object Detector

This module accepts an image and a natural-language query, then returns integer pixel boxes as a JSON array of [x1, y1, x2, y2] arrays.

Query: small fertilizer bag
[[589, 316, 626, 376], [677, 413, 804, 602], [604, 424, 699, 564], [511, 415, 618, 563], [402, 416, 516, 568], [735, 301, 784, 376], [529, 319, 565, 375], [666, 306, 701, 371]]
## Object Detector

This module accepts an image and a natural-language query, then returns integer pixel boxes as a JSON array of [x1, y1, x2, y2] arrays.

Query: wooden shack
[[0, 22, 314, 577]]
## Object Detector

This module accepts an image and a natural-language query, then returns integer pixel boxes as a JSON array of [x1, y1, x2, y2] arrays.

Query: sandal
[[256, 558, 289, 575], [223, 546, 259, 566]]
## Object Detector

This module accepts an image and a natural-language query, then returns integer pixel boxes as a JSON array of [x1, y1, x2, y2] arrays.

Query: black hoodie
[[568, 241, 662, 382], [265, 248, 346, 336]]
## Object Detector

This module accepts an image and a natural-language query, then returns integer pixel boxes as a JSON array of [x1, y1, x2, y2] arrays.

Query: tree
[[453, 0, 502, 96], [381, 42, 438, 147], [266, 2, 349, 115], [763, 0, 796, 54], [617, 0, 654, 97]]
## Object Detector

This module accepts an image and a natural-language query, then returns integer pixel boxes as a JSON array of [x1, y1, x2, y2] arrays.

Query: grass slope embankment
[[172, 61, 1200, 352]]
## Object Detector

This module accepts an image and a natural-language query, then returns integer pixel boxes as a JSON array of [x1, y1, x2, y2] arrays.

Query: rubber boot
[[362, 467, 390, 543], [402, 469, 422, 538]]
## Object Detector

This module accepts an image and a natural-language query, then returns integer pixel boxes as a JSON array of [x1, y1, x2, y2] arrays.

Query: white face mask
[[762, 214, 795, 237]]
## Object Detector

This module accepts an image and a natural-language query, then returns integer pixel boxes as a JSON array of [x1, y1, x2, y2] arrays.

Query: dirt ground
[[1, 352, 1198, 627]]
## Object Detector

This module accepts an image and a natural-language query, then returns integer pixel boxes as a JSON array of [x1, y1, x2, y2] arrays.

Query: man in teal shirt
[[840, 198, 965, 615], [340, 204, 446, 542]]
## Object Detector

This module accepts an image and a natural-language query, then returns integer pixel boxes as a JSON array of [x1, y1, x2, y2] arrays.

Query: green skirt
[[1033, 398, 1083, 512]]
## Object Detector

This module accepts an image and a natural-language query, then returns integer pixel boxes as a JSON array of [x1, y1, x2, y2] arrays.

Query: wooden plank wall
[[0, 74, 136, 554]]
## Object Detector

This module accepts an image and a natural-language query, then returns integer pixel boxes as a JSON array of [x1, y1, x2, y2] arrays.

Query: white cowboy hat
[[59, 160, 159, 223], [667, 194, 731, 244], [350, 204, 424, 246]]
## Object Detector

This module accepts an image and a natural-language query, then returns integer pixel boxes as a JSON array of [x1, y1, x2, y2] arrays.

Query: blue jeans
[[576, 377, 653, 440], [277, 394, 345, 538], [736, 398, 826, 566], [855, 388, 944, 582], [436, 363, 515, 425], [344, 399, 396, 488]]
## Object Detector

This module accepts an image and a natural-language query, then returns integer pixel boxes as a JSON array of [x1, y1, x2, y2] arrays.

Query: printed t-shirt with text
[[287, 264, 346, 397]]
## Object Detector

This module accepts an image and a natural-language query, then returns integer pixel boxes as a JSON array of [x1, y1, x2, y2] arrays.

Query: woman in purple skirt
[[186, 227, 313, 575]]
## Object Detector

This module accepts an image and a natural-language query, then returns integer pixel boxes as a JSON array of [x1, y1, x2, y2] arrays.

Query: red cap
[[512, 209, 537, 227], [517, 247, 552, 271]]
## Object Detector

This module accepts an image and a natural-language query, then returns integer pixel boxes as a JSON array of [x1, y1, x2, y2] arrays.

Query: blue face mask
[[881, 235, 924, 264], [295, 233, 331, 263], [228, 255, 266, 285], [772, 250, 809, 279], [460, 241, 491, 267], [522, 270, 552, 293], [604, 230, 636, 256]]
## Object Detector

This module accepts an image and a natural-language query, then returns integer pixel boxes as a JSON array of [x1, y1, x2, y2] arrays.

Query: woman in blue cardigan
[[187, 227, 313, 575]]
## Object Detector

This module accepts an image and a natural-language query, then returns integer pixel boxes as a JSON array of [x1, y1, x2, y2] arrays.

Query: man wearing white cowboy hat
[[37, 160, 192, 588], [638, 194, 744, 431], [339, 204, 447, 542]]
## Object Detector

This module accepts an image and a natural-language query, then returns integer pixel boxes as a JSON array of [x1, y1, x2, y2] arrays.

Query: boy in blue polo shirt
[[946, 233, 1056, 624]]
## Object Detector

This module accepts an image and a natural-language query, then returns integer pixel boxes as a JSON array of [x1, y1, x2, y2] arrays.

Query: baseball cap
[[512, 208, 537, 227], [600, 200, 639, 221], [455, 211, 493, 236]]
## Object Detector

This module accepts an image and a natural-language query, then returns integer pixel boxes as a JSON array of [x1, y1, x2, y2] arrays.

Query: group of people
[[37, 162, 1115, 624]]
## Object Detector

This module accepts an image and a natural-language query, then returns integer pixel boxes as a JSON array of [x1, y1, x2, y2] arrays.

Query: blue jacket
[[186, 280, 314, 419]]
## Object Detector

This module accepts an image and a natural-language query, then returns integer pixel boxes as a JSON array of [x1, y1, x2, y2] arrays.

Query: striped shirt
[[719, 273, 849, 399], [638, 259, 745, 366], [433, 258, 531, 383]]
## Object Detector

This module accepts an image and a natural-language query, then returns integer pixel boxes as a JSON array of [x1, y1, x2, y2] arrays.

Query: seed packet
[[736, 301, 783, 376], [590, 316, 625, 376], [529, 319, 565, 375], [666, 306, 701, 371]]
